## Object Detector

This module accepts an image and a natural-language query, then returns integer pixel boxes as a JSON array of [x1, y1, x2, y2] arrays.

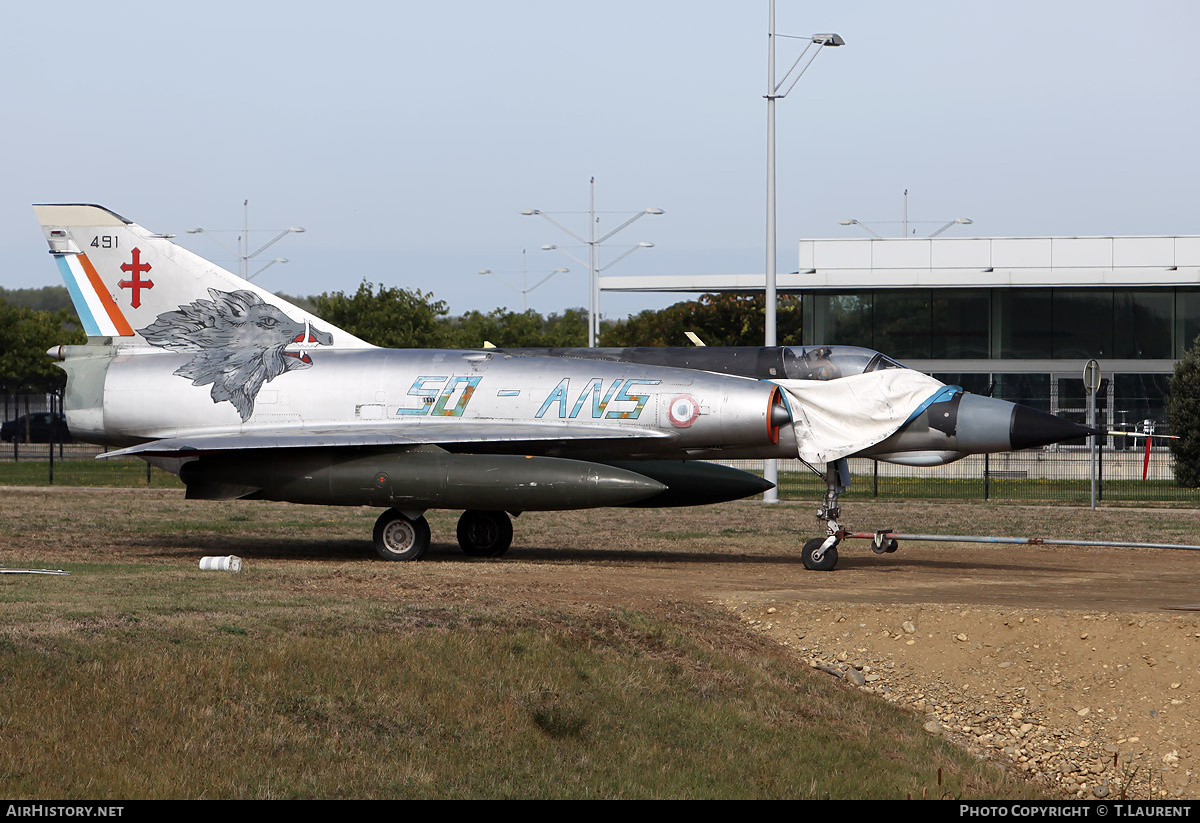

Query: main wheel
[[802, 537, 839, 571], [456, 510, 513, 558], [373, 509, 431, 561]]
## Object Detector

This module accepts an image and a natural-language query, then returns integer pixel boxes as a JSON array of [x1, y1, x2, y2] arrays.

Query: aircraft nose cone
[[955, 393, 1097, 454], [1009, 404, 1097, 450], [770, 402, 792, 428]]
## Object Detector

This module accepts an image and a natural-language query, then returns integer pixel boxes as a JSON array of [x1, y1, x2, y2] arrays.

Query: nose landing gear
[[800, 459, 899, 571], [801, 459, 849, 571]]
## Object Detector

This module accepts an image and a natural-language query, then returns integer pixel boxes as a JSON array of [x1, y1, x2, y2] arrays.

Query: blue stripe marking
[[55, 256, 102, 336], [904, 385, 962, 424]]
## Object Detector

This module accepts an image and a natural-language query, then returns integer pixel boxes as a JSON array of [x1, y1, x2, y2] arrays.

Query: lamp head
[[812, 33, 845, 46]]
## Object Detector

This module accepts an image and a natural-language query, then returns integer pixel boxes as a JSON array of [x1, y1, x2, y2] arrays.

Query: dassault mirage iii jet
[[34, 204, 1092, 570]]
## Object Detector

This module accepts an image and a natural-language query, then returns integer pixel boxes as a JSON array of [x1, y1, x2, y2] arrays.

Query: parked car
[[0, 413, 72, 444]]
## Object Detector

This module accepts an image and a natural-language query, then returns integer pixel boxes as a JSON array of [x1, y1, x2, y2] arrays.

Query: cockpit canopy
[[781, 346, 906, 381]]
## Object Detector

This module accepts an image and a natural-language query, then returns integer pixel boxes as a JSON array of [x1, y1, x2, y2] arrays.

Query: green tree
[[601, 293, 802, 347], [0, 299, 85, 395], [310, 281, 452, 348], [445, 307, 587, 348], [0, 286, 73, 312], [1168, 336, 1200, 486]]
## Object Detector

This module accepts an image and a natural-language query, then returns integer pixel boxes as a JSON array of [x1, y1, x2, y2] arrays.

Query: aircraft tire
[[373, 509, 431, 561], [801, 537, 838, 571], [456, 510, 513, 558]]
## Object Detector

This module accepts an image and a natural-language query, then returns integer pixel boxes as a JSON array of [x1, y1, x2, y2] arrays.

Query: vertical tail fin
[[33, 204, 371, 350]]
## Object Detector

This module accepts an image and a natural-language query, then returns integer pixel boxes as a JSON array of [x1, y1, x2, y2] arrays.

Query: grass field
[[0, 458, 180, 488], [0, 488, 1048, 800]]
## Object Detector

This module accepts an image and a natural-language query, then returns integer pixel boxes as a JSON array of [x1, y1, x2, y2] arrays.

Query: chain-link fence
[[2, 440, 1197, 503]]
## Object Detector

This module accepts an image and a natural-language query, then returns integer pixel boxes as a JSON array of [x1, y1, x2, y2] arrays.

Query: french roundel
[[667, 394, 700, 428]]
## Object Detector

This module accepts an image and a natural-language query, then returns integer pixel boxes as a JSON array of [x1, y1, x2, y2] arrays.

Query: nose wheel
[[802, 536, 839, 571]]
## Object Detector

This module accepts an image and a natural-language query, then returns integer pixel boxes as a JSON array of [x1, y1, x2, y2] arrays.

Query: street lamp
[[250, 257, 288, 281], [186, 199, 305, 280], [839, 216, 974, 238], [523, 178, 663, 347], [479, 251, 569, 312], [839, 218, 883, 239], [764, 1, 843, 503], [928, 217, 974, 238]]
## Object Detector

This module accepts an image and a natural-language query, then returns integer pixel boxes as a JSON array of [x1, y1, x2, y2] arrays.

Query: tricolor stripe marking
[[53, 253, 135, 337]]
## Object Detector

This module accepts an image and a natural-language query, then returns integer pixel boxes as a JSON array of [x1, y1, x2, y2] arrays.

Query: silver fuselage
[[64, 347, 795, 461]]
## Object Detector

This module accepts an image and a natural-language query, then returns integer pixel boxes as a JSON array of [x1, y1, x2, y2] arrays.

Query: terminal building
[[600, 234, 1200, 436]]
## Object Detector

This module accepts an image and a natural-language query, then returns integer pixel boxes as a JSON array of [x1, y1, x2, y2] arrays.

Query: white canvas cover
[[773, 370, 949, 464]]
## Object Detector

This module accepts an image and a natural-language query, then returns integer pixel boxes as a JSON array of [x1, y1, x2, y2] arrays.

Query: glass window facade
[[806, 293, 873, 350], [1051, 290, 1114, 359], [995, 289, 1052, 358], [932, 290, 990, 359], [1113, 373, 1172, 430], [1115, 291, 1173, 359], [930, 372, 992, 395], [994, 373, 1051, 413], [805, 287, 1192, 361], [874, 290, 931, 359], [1176, 289, 1200, 357], [802, 286, 1188, 436]]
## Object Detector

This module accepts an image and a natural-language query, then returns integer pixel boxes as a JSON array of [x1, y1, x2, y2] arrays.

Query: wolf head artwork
[[138, 288, 333, 421]]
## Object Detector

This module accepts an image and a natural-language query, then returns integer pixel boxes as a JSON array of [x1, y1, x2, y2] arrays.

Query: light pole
[[479, 250, 569, 313], [522, 178, 663, 347], [765, 1, 843, 503], [186, 199, 305, 280]]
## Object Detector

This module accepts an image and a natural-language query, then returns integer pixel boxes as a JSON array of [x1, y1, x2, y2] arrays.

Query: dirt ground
[[4, 488, 1200, 799]]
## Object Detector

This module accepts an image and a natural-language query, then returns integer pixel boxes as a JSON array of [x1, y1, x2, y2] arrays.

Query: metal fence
[[2, 440, 1197, 504], [750, 444, 1199, 504], [0, 442, 181, 488]]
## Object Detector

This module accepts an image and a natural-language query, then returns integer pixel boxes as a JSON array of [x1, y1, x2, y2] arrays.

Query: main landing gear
[[800, 459, 899, 571], [456, 510, 513, 558], [371, 508, 514, 561], [373, 509, 432, 561]]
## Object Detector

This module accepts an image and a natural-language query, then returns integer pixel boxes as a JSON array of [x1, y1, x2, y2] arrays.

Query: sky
[[1, 1, 1197, 321]]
